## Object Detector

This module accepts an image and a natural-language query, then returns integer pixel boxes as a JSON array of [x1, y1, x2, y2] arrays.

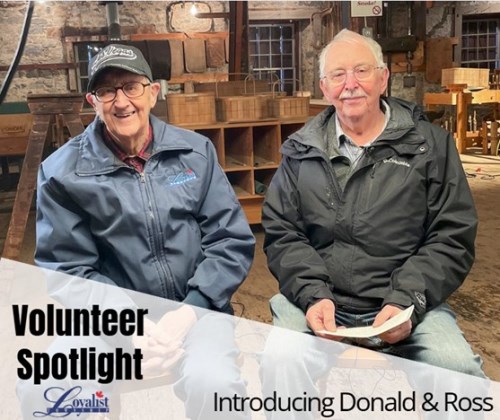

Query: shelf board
[[225, 158, 251, 171], [232, 186, 253, 197], [225, 167, 252, 173], [237, 194, 265, 201], [254, 164, 279, 170], [253, 156, 277, 167]]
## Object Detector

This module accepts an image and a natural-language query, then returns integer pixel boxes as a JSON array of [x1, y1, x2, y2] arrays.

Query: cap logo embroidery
[[91, 46, 137, 74]]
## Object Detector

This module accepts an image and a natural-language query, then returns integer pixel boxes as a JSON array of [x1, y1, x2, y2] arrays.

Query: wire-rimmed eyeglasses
[[92, 81, 151, 103], [322, 64, 384, 86]]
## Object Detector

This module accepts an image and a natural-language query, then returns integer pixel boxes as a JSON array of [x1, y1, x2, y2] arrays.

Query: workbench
[[424, 88, 500, 154]]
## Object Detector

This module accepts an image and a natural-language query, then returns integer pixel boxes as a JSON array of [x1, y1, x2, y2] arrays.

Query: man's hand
[[153, 305, 197, 348], [306, 299, 343, 340], [132, 305, 197, 378], [373, 304, 412, 344]]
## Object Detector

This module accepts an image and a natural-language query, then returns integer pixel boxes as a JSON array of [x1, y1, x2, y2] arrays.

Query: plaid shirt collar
[[102, 125, 153, 173]]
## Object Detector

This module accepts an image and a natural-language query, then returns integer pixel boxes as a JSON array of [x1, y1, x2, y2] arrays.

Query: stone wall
[[0, 1, 491, 105], [0, 1, 229, 103]]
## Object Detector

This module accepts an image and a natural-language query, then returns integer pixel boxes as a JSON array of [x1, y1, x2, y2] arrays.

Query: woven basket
[[246, 73, 285, 120], [166, 92, 216, 125], [215, 75, 259, 123], [216, 96, 259, 123], [270, 80, 310, 120]]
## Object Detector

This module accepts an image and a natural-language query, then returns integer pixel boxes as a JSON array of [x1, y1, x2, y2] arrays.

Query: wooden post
[[482, 121, 489, 155], [455, 90, 468, 154], [491, 121, 499, 157], [2, 93, 84, 261], [229, 2, 248, 75]]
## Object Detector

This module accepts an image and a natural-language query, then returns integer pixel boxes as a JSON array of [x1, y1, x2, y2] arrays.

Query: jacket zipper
[[320, 152, 343, 205], [138, 169, 177, 300]]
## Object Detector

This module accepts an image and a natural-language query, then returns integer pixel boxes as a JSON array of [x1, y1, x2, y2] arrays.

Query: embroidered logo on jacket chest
[[166, 169, 197, 186], [382, 157, 410, 167]]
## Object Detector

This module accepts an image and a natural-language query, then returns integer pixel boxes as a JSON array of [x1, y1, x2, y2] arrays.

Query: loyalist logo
[[33, 386, 110, 417], [167, 168, 197, 186], [91, 45, 137, 74]]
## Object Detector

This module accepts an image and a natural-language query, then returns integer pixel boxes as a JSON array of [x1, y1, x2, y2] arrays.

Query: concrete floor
[[1, 151, 499, 381]]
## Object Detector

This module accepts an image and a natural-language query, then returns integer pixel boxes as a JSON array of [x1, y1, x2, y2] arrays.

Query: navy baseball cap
[[87, 44, 153, 92]]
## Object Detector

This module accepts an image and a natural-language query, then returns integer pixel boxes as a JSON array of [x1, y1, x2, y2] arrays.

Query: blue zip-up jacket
[[35, 115, 255, 312], [262, 97, 477, 326]]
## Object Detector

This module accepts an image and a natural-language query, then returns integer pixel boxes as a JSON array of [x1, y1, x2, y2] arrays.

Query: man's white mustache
[[339, 91, 368, 100]]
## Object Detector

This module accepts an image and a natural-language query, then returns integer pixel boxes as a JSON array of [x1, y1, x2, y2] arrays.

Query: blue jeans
[[268, 293, 485, 377], [259, 295, 488, 420]]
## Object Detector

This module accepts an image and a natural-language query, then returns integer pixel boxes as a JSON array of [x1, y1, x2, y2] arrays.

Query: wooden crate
[[441, 68, 490, 89], [0, 114, 32, 156], [166, 93, 216, 125]]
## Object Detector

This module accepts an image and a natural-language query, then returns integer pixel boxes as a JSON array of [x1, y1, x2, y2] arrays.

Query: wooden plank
[[239, 197, 264, 224], [229, 2, 246, 74], [2, 115, 51, 260], [249, 7, 319, 20], [0, 63, 76, 72], [424, 92, 458, 106], [425, 37, 457, 83], [62, 113, 85, 138], [0, 138, 28, 156], [183, 38, 207, 73], [472, 89, 500, 104], [0, 114, 32, 156], [225, 36, 229, 63], [27, 93, 84, 115], [456, 90, 468, 154], [130, 32, 228, 41], [0, 114, 32, 138], [169, 40, 184, 78], [168, 72, 229, 85], [206, 38, 226, 68]]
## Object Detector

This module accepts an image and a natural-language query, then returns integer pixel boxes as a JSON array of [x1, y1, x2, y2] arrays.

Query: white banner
[[2, 259, 499, 419]]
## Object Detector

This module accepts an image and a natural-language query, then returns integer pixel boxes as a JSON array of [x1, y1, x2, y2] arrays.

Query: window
[[461, 16, 499, 70], [249, 23, 297, 95], [73, 42, 106, 93]]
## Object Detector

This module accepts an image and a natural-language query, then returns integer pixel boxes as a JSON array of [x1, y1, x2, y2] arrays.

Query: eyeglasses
[[92, 81, 151, 103], [322, 64, 384, 85]]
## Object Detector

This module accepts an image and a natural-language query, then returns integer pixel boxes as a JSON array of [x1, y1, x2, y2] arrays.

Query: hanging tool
[[403, 3, 416, 88], [362, 17, 374, 38]]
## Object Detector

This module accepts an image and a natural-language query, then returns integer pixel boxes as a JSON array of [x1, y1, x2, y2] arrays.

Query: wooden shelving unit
[[177, 118, 308, 224]]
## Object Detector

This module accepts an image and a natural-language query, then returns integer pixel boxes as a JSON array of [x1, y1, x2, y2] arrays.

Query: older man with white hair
[[261, 28, 484, 377]]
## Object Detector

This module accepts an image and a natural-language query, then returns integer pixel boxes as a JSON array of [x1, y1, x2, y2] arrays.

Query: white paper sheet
[[317, 305, 414, 338]]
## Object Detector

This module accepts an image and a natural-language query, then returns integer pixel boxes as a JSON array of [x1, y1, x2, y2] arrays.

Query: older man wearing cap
[[34, 44, 255, 419]]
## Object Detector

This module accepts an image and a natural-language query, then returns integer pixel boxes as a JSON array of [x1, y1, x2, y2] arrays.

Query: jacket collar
[[75, 115, 194, 175], [284, 97, 426, 160]]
